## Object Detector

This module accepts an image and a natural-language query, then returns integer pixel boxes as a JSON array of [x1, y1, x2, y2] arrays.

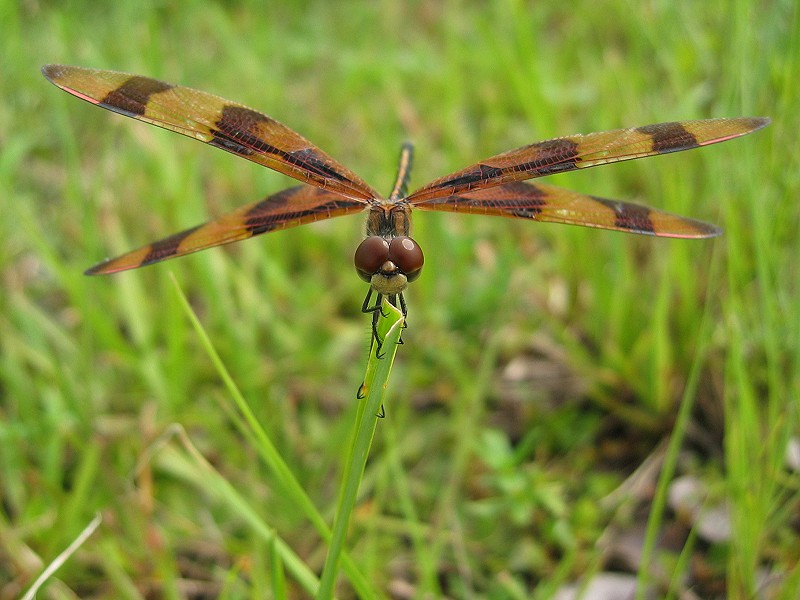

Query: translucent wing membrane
[[406, 117, 770, 203], [86, 186, 364, 274], [42, 64, 379, 203], [414, 181, 721, 238]]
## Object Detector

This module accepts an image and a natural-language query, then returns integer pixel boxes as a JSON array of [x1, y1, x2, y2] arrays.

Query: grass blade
[[317, 299, 405, 600]]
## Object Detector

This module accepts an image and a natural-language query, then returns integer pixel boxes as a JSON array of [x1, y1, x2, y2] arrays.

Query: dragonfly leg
[[398, 293, 408, 333], [362, 289, 386, 358], [357, 382, 384, 416], [393, 293, 408, 345], [372, 309, 385, 359]]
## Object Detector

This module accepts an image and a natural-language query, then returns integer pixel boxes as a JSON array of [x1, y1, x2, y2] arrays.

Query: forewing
[[414, 181, 721, 238], [407, 117, 770, 203], [86, 186, 365, 274], [43, 64, 379, 202]]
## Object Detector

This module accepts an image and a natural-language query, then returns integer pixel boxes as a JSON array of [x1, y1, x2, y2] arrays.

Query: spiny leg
[[398, 292, 408, 338], [356, 290, 381, 396], [372, 308, 385, 359], [361, 289, 386, 358], [355, 381, 386, 416]]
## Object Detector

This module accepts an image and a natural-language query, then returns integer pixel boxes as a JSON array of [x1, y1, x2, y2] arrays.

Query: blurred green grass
[[1, 0, 797, 598]]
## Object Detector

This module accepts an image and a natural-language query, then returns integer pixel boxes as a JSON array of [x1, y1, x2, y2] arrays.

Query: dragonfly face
[[354, 234, 424, 296], [41, 64, 769, 351]]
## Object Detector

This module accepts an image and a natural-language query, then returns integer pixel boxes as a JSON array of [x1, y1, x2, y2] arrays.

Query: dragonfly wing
[[414, 181, 721, 238], [86, 186, 365, 274], [407, 117, 769, 203], [43, 64, 380, 203]]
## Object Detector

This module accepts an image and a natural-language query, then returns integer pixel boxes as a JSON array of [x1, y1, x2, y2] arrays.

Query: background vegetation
[[1, 0, 797, 598]]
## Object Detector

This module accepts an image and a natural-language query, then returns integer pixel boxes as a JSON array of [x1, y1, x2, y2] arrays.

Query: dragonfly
[[42, 64, 769, 353]]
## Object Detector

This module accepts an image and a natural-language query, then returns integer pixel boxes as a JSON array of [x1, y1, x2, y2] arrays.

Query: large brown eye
[[388, 236, 424, 282], [354, 236, 390, 282]]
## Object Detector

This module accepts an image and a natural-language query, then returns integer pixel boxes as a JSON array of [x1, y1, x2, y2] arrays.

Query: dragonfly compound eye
[[388, 236, 424, 282], [354, 236, 390, 282]]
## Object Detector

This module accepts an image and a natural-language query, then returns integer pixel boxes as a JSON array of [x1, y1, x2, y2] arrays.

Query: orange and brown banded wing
[[414, 181, 721, 238], [406, 117, 770, 203], [85, 186, 365, 275], [42, 64, 379, 203]]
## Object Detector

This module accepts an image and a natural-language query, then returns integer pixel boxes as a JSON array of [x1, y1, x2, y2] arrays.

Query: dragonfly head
[[354, 235, 424, 295]]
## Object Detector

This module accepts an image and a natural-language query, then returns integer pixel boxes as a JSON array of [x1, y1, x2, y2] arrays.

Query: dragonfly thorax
[[354, 235, 424, 294]]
